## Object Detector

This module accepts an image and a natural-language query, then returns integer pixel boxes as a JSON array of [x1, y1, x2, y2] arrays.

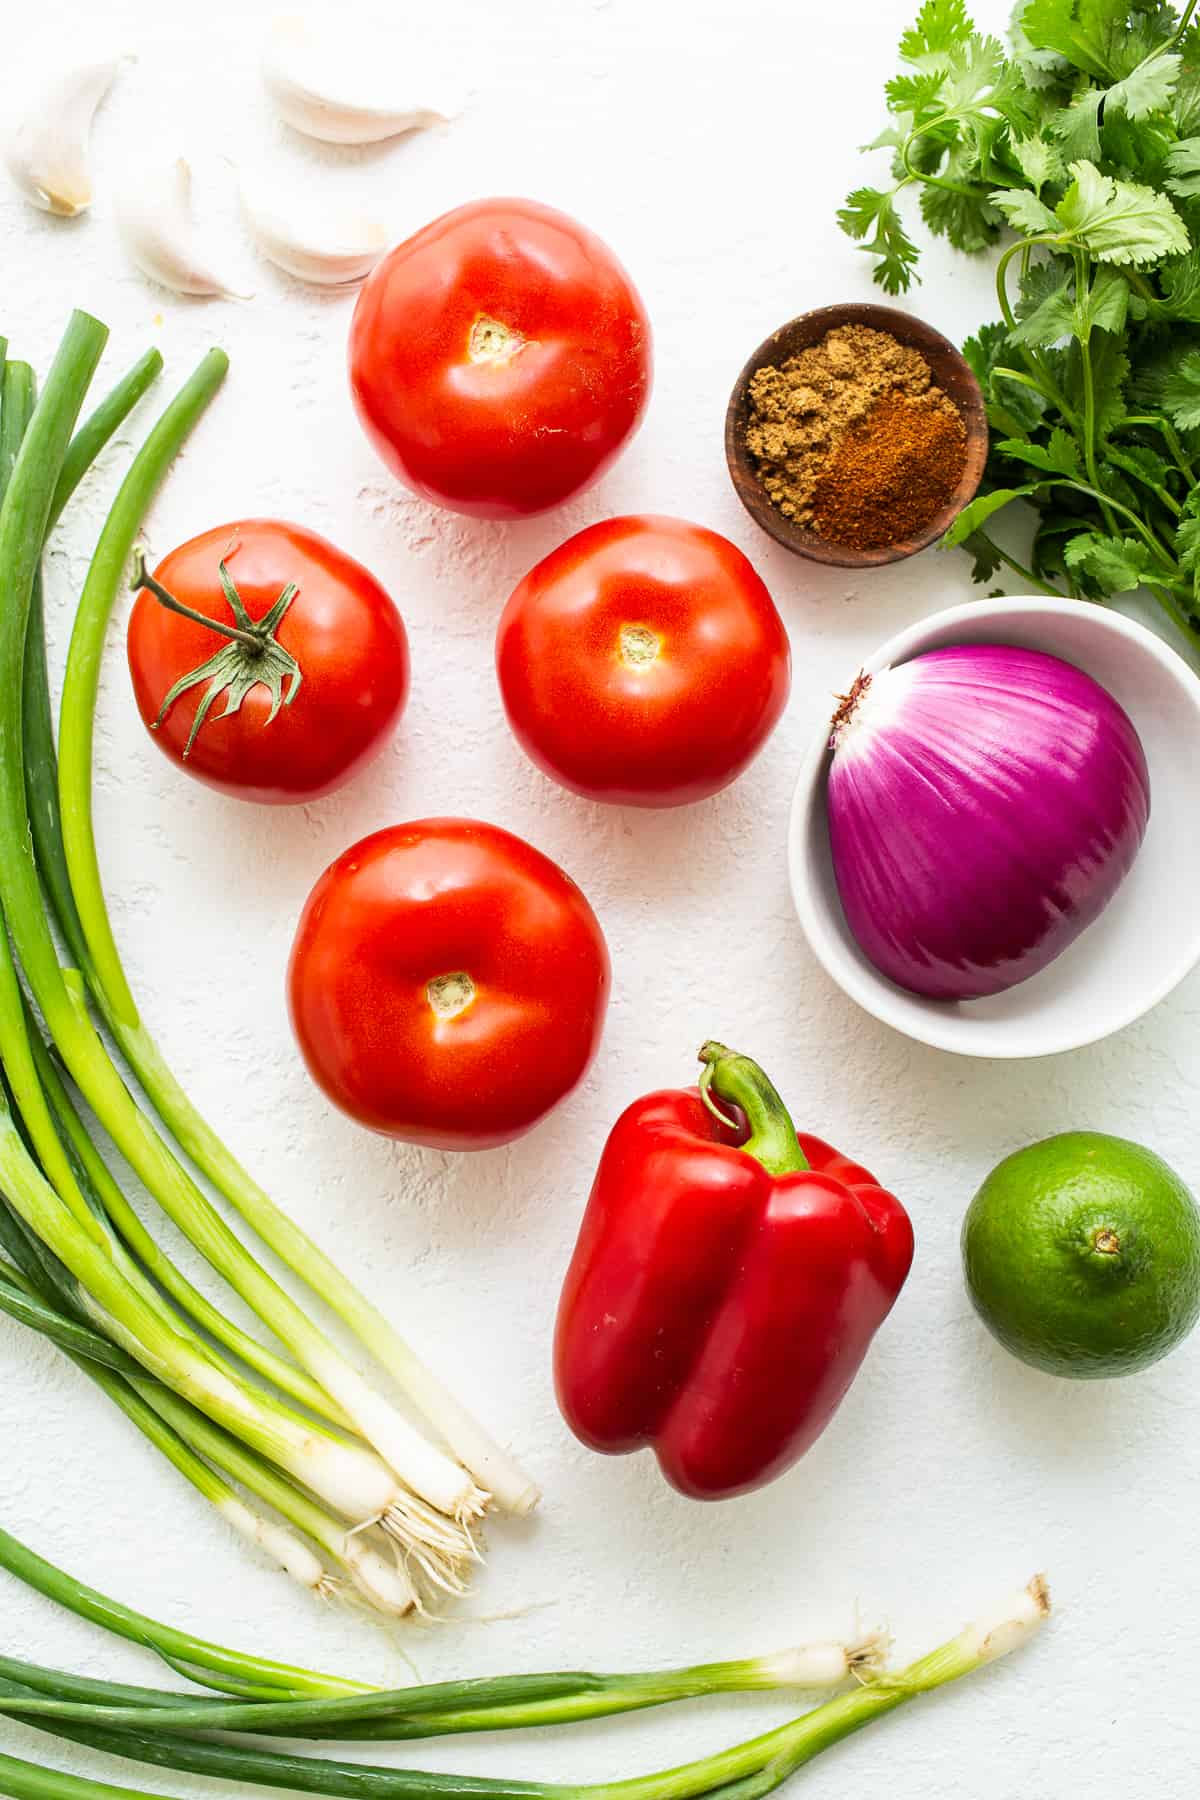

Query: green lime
[[962, 1131, 1200, 1379]]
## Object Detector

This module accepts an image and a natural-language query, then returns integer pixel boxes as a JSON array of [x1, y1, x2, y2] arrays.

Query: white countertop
[[2, 2, 1196, 1794]]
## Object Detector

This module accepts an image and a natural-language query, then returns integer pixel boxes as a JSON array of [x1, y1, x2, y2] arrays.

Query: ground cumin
[[744, 324, 967, 549]]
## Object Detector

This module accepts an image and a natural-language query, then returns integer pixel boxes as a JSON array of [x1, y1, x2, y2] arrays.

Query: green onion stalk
[[0, 1635, 888, 1744], [0, 345, 408, 1611], [0, 311, 535, 1604], [55, 525, 538, 1517], [0, 1514, 911, 1757], [0, 1523, 362, 1700], [0, 955, 415, 1619], [0, 1580, 1049, 1800], [0, 1253, 413, 1616]]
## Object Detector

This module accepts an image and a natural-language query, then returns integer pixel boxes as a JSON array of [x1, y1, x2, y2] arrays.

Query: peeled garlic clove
[[240, 177, 389, 285], [116, 158, 249, 299], [262, 15, 460, 145], [5, 59, 121, 216]]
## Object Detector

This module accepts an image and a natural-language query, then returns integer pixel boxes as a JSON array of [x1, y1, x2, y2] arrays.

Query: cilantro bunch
[[842, 0, 1200, 640]]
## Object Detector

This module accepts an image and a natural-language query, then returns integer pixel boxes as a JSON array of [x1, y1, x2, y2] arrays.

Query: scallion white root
[[751, 1632, 890, 1689], [217, 1497, 332, 1594], [957, 1575, 1051, 1665], [77, 1358, 337, 1599], [130, 1376, 420, 1618]]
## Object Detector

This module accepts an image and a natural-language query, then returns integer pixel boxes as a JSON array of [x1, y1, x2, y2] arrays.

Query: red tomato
[[127, 520, 409, 805], [348, 198, 652, 519], [287, 819, 611, 1150], [495, 516, 791, 807]]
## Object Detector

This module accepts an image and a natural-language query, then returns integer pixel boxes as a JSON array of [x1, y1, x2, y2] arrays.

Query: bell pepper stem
[[697, 1043, 809, 1176]]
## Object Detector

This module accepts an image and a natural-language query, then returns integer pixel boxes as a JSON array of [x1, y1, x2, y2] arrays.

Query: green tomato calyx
[[132, 547, 303, 758]]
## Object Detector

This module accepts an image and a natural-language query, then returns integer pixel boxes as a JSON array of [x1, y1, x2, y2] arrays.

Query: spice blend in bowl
[[745, 325, 966, 551], [725, 303, 987, 569]]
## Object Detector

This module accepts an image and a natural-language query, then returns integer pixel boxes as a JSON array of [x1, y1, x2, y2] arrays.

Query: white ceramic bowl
[[789, 597, 1200, 1059]]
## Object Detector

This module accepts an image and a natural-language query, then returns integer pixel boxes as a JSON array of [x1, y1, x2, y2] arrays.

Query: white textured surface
[[2, 2, 1197, 1795]]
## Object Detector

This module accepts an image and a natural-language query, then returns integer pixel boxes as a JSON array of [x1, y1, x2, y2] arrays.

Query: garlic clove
[[240, 175, 390, 286], [115, 158, 250, 299], [262, 15, 461, 145], [5, 59, 122, 216]]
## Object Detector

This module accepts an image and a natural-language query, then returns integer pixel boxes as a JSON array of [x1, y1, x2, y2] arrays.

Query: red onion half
[[826, 644, 1151, 1000]]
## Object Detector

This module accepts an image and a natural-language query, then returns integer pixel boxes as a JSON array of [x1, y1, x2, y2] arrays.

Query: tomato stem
[[697, 1042, 809, 1176], [129, 547, 304, 757], [131, 547, 265, 653]]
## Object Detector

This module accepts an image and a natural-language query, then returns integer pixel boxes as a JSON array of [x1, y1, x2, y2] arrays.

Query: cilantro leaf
[[1150, 248, 1200, 320], [1127, 334, 1200, 413], [1010, 8, 1070, 89], [1011, 131, 1065, 193], [885, 69, 949, 113], [900, 0, 974, 65], [1062, 531, 1153, 593], [919, 144, 1004, 249], [992, 187, 1060, 231], [1050, 86, 1104, 162], [996, 426, 1082, 475], [941, 485, 1043, 547], [1162, 348, 1200, 429], [1106, 443, 1174, 494], [1010, 259, 1077, 345], [960, 528, 1005, 582], [1019, 0, 1123, 84], [1107, 50, 1181, 121], [1165, 137, 1200, 198], [837, 187, 921, 293], [1176, 513, 1200, 575], [1078, 264, 1130, 336], [1055, 160, 1191, 262], [839, 186, 895, 239], [963, 320, 1049, 433], [1174, 65, 1200, 135]]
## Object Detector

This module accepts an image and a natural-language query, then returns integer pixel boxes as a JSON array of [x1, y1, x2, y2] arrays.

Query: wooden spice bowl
[[724, 302, 988, 569]]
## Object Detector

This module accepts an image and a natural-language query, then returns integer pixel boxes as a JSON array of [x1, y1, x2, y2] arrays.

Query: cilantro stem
[[1170, 0, 1198, 47], [993, 366, 1080, 434], [1051, 478, 1181, 573], [1125, 416, 1196, 483], [1148, 582, 1197, 638], [1109, 456, 1182, 518], [994, 236, 1076, 426], [1072, 248, 1125, 543], [901, 113, 994, 199], [969, 532, 1064, 598]]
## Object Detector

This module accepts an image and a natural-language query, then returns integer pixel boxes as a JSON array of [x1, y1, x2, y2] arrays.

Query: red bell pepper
[[554, 1041, 914, 1500]]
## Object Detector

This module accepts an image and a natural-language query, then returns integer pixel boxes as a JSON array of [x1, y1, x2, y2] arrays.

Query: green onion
[[1, 312, 538, 1609], [52, 482, 535, 1517], [0, 1247, 414, 1613], [0, 1645, 872, 1742], [124, 1378, 417, 1616], [0, 331, 452, 1572], [0, 1747, 549, 1800], [0, 1580, 1049, 1800], [0, 339, 420, 1613], [0, 1524, 363, 1699], [28, 347, 165, 977], [0, 1046, 400, 1521], [0, 332, 499, 1578], [26, 1017, 350, 1430]]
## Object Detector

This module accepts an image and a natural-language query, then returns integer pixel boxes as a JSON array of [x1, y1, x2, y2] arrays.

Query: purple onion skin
[[827, 644, 1151, 1001]]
